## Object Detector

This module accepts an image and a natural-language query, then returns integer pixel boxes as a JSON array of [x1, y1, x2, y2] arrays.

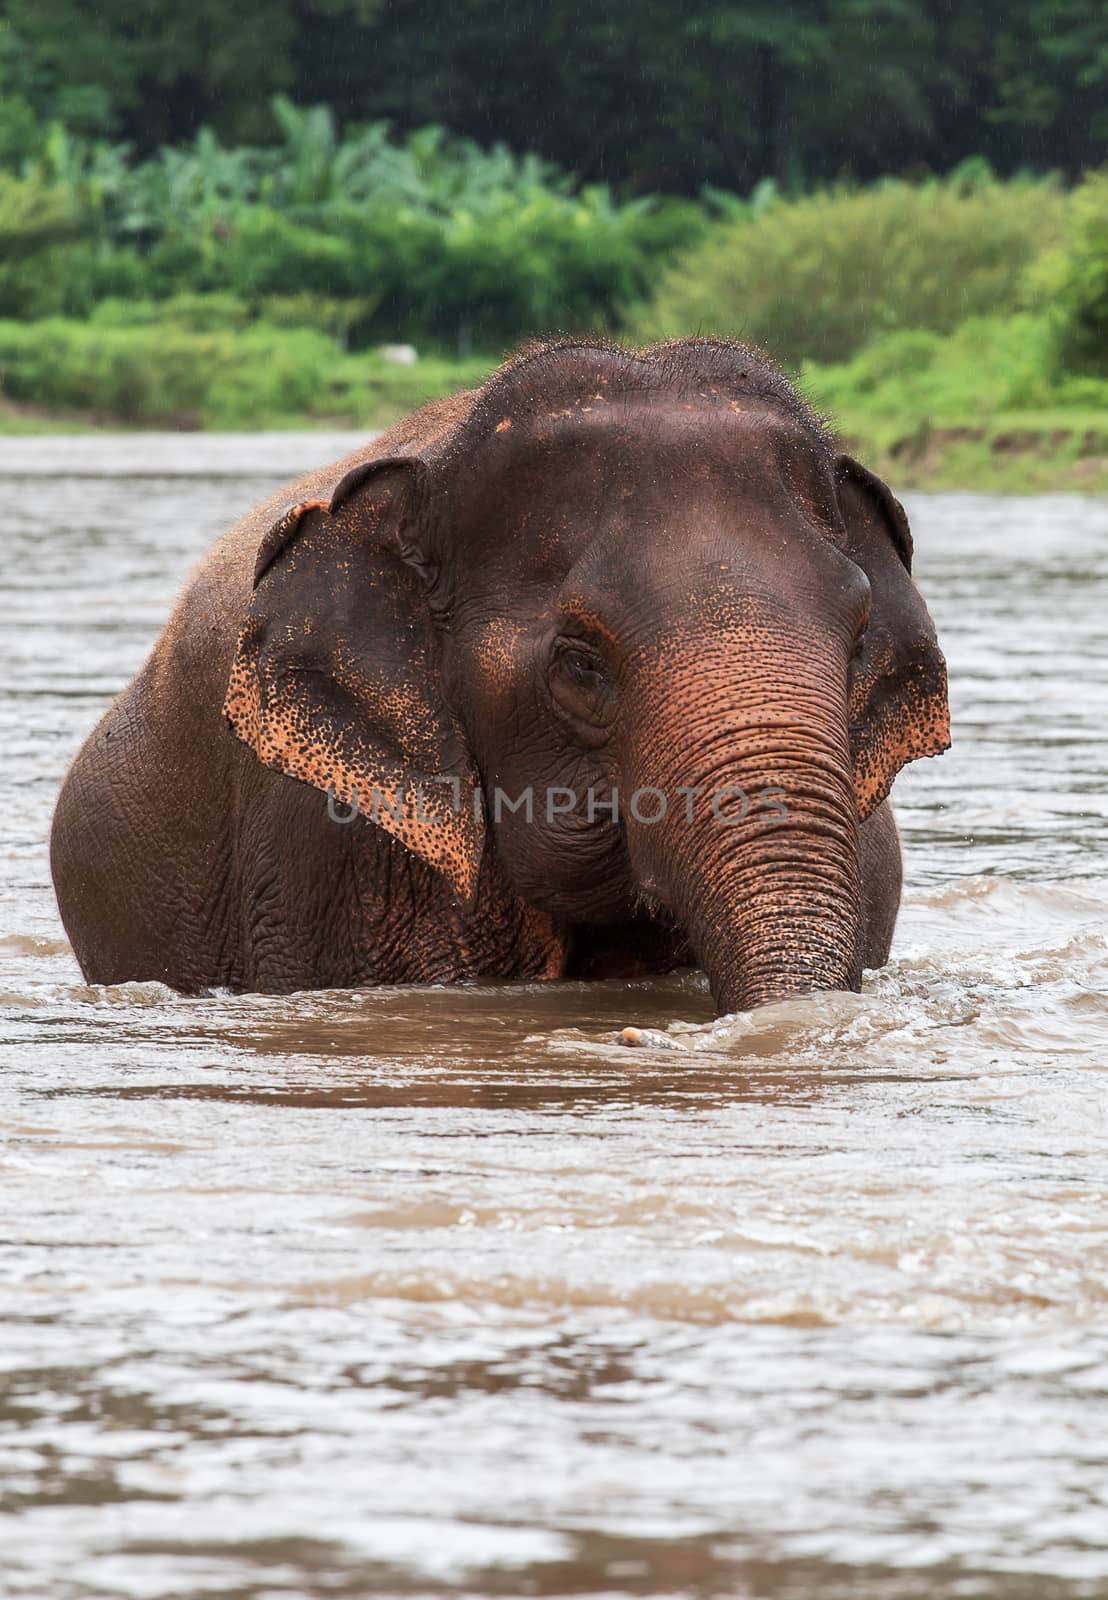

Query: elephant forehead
[[449, 399, 838, 549], [481, 394, 823, 473]]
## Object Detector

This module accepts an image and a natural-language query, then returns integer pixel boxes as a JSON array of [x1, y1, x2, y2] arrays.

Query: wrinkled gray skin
[[51, 338, 948, 1015]]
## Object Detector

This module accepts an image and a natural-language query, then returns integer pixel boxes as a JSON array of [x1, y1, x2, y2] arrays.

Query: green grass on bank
[[802, 313, 1108, 491], [1, 310, 1107, 491], [0, 316, 490, 429], [825, 406, 1108, 493]]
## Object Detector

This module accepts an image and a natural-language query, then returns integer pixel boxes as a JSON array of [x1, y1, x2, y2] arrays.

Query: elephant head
[[225, 338, 949, 1014]]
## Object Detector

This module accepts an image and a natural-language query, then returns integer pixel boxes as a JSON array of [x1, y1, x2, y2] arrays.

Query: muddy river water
[[2, 434, 1107, 1599]]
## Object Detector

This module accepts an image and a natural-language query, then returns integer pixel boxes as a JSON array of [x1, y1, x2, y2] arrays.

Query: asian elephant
[[50, 337, 949, 1015]]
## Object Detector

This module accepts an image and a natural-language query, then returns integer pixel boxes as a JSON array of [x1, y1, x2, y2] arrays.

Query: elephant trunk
[[623, 636, 862, 1015]]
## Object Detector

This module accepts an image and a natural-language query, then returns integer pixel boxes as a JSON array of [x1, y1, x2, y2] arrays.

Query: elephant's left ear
[[834, 454, 950, 821], [223, 454, 486, 905]]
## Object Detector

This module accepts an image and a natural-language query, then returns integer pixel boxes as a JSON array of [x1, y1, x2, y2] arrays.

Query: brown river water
[[2, 433, 1107, 1599]]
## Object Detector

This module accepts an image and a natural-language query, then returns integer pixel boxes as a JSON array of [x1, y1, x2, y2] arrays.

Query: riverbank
[[0, 317, 491, 433], [835, 412, 1108, 493], [1, 317, 1105, 491]]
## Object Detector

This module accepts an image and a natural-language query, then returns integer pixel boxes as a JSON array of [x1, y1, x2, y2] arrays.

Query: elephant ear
[[223, 454, 485, 905], [835, 454, 950, 821]]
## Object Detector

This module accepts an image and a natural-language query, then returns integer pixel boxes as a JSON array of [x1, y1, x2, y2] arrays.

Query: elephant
[[50, 337, 950, 1016]]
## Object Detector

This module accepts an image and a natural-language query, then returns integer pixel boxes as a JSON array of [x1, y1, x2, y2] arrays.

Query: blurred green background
[[1, 0, 1106, 484]]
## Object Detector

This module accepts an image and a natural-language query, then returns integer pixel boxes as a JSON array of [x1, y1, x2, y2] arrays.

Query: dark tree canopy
[[2, 0, 1106, 190]]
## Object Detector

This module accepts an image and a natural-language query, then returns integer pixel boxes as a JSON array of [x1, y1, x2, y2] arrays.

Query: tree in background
[[2, 0, 1106, 192]]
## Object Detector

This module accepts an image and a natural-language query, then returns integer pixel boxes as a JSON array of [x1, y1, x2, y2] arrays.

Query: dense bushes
[[0, 317, 490, 427], [0, 104, 705, 348], [1034, 173, 1108, 377], [1, 100, 1106, 435], [632, 173, 1070, 365], [803, 314, 1108, 424], [3, 104, 1102, 372]]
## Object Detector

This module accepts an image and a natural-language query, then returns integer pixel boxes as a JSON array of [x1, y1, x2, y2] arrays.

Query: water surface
[[2, 434, 1107, 1598]]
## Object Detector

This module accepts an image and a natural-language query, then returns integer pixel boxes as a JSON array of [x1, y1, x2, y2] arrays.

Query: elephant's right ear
[[223, 456, 486, 905]]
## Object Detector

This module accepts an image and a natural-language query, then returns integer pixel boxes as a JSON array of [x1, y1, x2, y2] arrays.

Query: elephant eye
[[550, 636, 617, 730], [562, 648, 605, 686]]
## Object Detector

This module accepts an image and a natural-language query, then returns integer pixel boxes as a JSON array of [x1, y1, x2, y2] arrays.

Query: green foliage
[[0, 85, 1103, 449], [0, 169, 84, 255], [0, 172, 98, 318], [0, 315, 490, 427], [3, 0, 1107, 193], [1032, 172, 1108, 375], [633, 175, 1069, 365], [0, 316, 228, 421], [797, 310, 1108, 492], [801, 315, 1083, 421], [6, 0, 1108, 192], [0, 105, 701, 347]]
